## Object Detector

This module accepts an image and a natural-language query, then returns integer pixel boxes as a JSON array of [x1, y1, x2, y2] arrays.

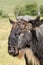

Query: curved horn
[[35, 8, 40, 22], [38, 7, 40, 17]]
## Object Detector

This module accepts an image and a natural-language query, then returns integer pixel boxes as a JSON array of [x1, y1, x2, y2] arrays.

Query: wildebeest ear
[[9, 19, 15, 24]]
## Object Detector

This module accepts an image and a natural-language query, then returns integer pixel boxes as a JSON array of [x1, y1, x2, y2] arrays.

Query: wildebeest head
[[8, 19, 32, 56]]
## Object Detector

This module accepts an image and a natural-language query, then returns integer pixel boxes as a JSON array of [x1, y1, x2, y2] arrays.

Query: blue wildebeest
[[8, 18, 38, 65], [8, 17, 43, 65], [8, 19, 32, 56], [18, 24, 43, 65], [8, 15, 40, 56]]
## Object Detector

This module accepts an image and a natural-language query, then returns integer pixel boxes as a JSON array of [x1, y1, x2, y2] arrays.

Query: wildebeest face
[[18, 30, 32, 50], [8, 20, 19, 56], [8, 19, 31, 56]]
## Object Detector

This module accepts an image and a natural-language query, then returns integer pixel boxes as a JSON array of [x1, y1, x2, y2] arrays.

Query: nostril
[[8, 46, 14, 55], [8, 49, 14, 55], [8, 50, 13, 55]]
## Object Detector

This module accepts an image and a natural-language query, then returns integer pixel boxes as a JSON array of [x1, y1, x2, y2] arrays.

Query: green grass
[[0, 0, 43, 15], [0, 18, 25, 65]]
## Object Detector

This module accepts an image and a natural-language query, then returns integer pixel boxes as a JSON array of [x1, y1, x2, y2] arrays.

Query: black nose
[[8, 46, 14, 55], [8, 46, 19, 56]]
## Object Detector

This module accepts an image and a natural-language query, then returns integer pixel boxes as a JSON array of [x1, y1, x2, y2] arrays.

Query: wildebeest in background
[[18, 24, 43, 65]]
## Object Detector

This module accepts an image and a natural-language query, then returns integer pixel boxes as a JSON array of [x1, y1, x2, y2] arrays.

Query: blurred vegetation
[[0, 10, 9, 18], [0, 3, 43, 18], [14, 4, 38, 16], [2, 13, 9, 18], [40, 5, 43, 16], [14, 3, 43, 16], [0, 10, 3, 16], [0, 0, 43, 15]]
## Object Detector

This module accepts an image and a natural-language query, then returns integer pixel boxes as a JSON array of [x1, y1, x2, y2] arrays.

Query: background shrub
[[0, 10, 3, 16], [40, 5, 43, 16], [14, 3, 38, 16], [2, 12, 9, 18]]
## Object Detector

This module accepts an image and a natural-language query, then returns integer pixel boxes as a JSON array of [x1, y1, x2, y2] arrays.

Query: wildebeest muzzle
[[8, 45, 19, 56]]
